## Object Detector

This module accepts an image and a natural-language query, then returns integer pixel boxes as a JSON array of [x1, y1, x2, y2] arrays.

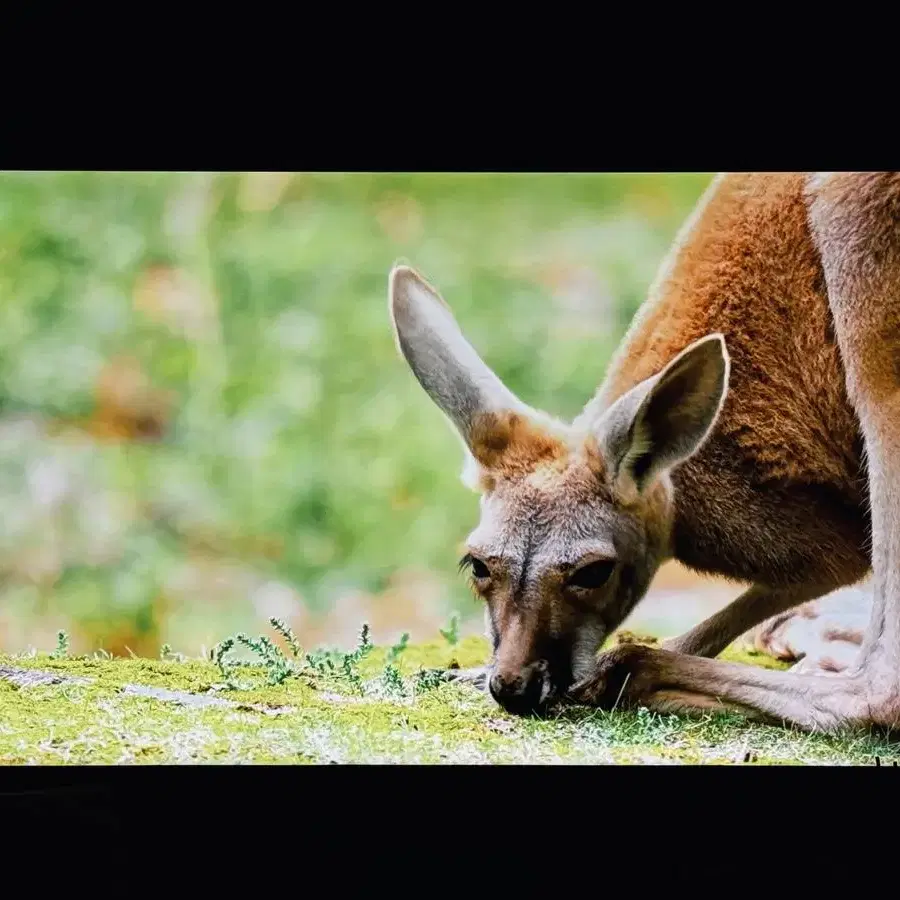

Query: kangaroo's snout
[[489, 659, 554, 716]]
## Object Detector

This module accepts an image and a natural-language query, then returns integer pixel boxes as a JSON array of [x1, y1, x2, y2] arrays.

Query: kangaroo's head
[[388, 265, 729, 716]]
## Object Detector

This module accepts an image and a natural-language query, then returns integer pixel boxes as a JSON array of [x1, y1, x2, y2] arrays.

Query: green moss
[[720, 644, 791, 671], [355, 635, 491, 677], [4, 653, 223, 692], [1, 639, 896, 765]]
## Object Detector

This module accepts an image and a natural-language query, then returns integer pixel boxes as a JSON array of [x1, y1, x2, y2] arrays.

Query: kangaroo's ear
[[590, 334, 730, 499], [389, 264, 532, 451]]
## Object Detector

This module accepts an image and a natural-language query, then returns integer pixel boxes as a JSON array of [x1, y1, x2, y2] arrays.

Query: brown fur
[[565, 172, 900, 731], [597, 174, 869, 590], [389, 173, 900, 730], [469, 410, 570, 485]]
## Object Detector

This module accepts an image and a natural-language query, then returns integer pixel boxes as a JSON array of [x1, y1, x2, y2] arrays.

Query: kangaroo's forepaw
[[566, 644, 657, 710], [750, 589, 869, 674], [789, 649, 857, 676], [750, 602, 820, 661]]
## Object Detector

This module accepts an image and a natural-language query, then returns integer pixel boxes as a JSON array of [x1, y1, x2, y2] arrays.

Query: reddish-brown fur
[[469, 410, 570, 486], [598, 173, 870, 590], [390, 172, 900, 731], [562, 172, 900, 730]]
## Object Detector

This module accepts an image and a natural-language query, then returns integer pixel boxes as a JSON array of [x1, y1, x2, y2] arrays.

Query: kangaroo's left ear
[[388, 263, 535, 450], [587, 334, 730, 498]]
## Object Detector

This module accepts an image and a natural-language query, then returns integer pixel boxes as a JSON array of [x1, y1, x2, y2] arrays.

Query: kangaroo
[[387, 172, 900, 732]]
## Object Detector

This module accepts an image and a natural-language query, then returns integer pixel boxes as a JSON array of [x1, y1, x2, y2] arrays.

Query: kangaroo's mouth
[[542, 640, 578, 704], [486, 624, 609, 718], [569, 621, 609, 682], [487, 648, 577, 718]]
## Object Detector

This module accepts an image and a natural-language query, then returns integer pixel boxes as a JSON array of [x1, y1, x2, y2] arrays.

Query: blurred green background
[[0, 171, 715, 657]]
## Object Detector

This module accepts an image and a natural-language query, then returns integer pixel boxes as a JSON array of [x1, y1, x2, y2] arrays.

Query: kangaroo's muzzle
[[488, 659, 556, 716]]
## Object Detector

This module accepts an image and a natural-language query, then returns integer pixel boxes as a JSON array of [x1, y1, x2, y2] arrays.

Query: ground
[[1, 625, 898, 765]]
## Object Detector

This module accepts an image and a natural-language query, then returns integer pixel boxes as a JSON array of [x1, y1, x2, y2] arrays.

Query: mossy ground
[[2, 633, 898, 765]]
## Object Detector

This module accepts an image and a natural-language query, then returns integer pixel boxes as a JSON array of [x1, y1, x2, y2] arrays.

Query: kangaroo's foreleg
[[661, 582, 837, 659]]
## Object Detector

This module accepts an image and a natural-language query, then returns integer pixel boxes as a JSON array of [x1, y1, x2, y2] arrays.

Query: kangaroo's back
[[596, 173, 869, 589]]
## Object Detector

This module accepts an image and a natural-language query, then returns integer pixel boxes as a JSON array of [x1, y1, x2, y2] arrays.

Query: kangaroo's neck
[[593, 173, 741, 412], [592, 172, 868, 587]]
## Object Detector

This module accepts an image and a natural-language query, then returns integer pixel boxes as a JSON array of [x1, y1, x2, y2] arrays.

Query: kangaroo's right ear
[[590, 333, 730, 501], [388, 265, 530, 452]]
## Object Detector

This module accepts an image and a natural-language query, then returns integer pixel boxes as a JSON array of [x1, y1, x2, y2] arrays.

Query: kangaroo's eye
[[460, 553, 491, 581], [568, 560, 615, 590]]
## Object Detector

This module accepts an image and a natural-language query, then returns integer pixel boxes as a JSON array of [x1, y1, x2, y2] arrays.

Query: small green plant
[[211, 633, 280, 690], [212, 636, 242, 689], [378, 632, 411, 697], [248, 633, 293, 684], [385, 632, 409, 665], [50, 630, 70, 660], [237, 633, 293, 686], [340, 623, 375, 692], [381, 663, 405, 696], [269, 617, 303, 659], [304, 648, 340, 677], [160, 643, 172, 659], [413, 667, 446, 694], [439, 615, 460, 647], [304, 623, 375, 695], [211, 620, 424, 697], [212, 620, 379, 694], [341, 655, 364, 694], [356, 623, 373, 655]]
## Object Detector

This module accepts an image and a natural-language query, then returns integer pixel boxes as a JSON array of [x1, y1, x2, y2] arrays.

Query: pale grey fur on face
[[388, 263, 731, 693]]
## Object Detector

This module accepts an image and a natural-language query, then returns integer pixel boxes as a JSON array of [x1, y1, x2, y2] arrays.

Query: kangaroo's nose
[[489, 660, 551, 716]]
